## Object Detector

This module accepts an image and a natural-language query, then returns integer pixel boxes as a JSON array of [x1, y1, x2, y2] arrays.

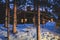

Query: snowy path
[[0, 23, 60, 40]]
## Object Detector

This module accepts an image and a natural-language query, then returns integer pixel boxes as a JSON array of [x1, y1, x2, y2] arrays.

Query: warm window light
[[50, 18, 54, 22], [25, 18, 27, 22], [33, 17, 35, 22], [21, 18, 27, 23], [21, 19, 23, 23]]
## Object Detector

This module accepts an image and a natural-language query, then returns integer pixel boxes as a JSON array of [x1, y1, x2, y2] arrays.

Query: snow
[[0, 22, 60, 40]]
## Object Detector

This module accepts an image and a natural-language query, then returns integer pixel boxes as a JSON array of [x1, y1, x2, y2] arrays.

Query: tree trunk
[[13, 0, 17, 33], [7, 6, 10, 40], [37, 4, 41, 40], [33, 0, 36, 27], [5, 0, 10, 40], [5, 0, 9, 28]]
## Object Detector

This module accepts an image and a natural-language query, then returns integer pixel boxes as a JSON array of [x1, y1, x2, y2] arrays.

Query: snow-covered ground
[[0, 22, 60, 40]]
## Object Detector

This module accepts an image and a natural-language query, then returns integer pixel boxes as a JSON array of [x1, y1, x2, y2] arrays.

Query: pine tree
[[13, 0, 17, 33], [37, 0, 41, 40]]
